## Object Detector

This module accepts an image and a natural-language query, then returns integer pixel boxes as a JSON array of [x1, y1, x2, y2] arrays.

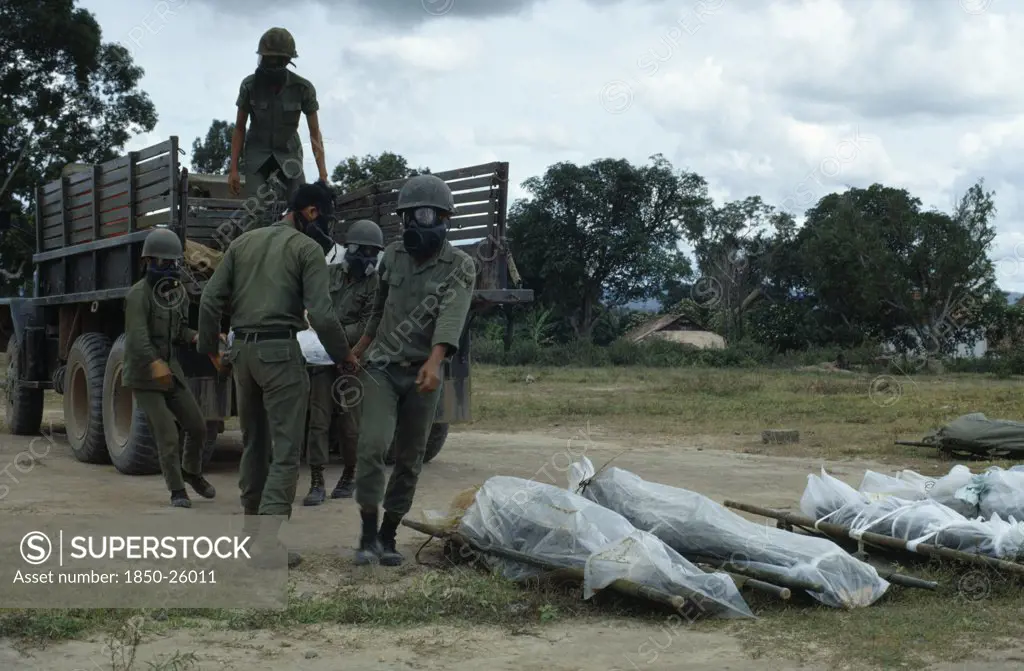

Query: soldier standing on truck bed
[[197, 181, 357, 568], [346, 175, 476, 566], [227, 27, 329, 231], [124, 227, 218, 508], [302, 219, 383, 506]]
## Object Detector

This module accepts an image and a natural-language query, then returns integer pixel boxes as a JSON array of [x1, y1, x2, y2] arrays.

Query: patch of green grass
[[3, 549, 1024, 669], [737, 562, 1024, 669], [467, 365, 1024, 466], [0, 568, 599, 646]]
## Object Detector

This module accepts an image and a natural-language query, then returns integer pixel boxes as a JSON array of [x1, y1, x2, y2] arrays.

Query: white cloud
[[346, 35, 480, 72], [77, 0, 1024, 289]]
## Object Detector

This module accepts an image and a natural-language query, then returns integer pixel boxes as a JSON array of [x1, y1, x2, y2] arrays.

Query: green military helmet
[[395, 174, 455, 213], [141, 227, 183, 260], [257, 27, 298, 58], [344, 219, 384, 249]]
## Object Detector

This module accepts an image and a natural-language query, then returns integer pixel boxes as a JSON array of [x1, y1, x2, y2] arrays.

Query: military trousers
[[304, 367, 360, 470], [230, 337, 310, 517], [133, 378, 206, 492], [355, 364, 442, 516], [242, 157, 305, 231]]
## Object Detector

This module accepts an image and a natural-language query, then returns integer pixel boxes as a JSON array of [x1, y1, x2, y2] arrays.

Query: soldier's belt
[[235, 329, 296, 342]]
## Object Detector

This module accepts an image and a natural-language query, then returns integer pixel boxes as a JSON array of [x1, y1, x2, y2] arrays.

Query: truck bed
[[29, 136, 532, 312]]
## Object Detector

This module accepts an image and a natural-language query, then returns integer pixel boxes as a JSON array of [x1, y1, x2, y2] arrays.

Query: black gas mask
[[343, 244, 380, 278], [291, 181, 336, 253], [402, 207, 447, 260], [296, 208, 334, 254], [146, 259, 180, 285], [255, 55, 290, 88]]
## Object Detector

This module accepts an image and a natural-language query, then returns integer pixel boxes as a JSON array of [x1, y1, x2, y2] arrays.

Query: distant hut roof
[[623, 313, 702, 344]]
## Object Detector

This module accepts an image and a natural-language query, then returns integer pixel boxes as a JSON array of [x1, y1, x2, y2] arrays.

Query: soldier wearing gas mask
[[346, 175, 476, 566], [301, 219, 383, 506], [198, 181, 355, 569], [227, 27, 329, 231], [124, 227, 218, 508]]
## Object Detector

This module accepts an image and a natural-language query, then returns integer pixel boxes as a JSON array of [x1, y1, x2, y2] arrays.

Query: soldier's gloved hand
[[208, 352, 229, 375], [416, 360, 442, 394], [337, 352, 359, 375], [149, 359, 173, 388]]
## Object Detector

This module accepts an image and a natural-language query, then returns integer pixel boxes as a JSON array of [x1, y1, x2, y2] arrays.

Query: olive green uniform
[[305, 266, 379, 468], [198, 220, 350, 517], [355, 240, 475, 516], [123, 280, 206, 492], [236, 72, 318, 229]]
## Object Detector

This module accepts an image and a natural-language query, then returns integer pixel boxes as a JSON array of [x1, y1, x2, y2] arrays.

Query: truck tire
[[103, 334, 157, 474], [4, 337, 43, 435], [383, 422, 449, 466], [64, 332, 112, 464], [108, 408, 219, 476], [104, 335, 219, 475]]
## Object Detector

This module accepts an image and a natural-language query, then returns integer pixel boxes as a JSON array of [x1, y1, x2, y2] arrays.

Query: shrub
[[469, 334, 1017, 375]]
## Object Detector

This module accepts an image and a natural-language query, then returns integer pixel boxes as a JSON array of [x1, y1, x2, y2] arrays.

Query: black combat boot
[[377, 512, 404, 566], [302, 466, 326, 506], [354, 508, 381, 565], [170, 489, 191, 508], [183, 472, 216, 499], [330, 470, 355, 499]]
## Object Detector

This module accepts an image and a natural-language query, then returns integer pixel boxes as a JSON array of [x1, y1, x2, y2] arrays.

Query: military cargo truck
[[1, 136, 531, 472]]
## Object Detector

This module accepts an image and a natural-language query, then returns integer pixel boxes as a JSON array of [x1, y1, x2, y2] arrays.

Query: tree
[[792, 181, 998, 354], [682, 194, 795, 343], [331, 151, 428, 193], [661, 277, 693, 309], [190, 119, 235, 174], [508, 154, 694, 340], [0, 0, 157, 294]]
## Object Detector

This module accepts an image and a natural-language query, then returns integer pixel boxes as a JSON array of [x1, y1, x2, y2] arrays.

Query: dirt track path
[[0, 421, 1018, 670]]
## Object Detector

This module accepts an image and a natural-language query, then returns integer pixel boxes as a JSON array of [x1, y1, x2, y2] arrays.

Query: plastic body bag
[[801, 468, 1024, 560], [296, 329, 334, 366], [959, 467, 1024, 522], [568, 458, 888, 609], [858, 467, 976, 517], [457, 476, 754, 619], [859, 466, 1024, 521], [325, 243, 346, 265]]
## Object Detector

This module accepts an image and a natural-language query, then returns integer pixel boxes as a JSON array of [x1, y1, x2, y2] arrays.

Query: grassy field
[[469, 364, 1023, 466], [3, 363, 1024, 669]]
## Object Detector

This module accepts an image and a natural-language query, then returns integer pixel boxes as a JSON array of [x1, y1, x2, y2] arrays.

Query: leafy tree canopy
[[0, 0, 157, 293]]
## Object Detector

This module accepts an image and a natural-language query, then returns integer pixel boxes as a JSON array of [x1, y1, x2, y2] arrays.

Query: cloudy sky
[[80, 0, 1024, 290]]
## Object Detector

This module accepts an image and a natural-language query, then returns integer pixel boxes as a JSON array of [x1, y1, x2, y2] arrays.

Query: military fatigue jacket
[[329, 265, 379, 346], [363, 240, 476, 366], [123, 278, 197, 390], [197, 220, 350, 365], [236, 70, 319, 174]]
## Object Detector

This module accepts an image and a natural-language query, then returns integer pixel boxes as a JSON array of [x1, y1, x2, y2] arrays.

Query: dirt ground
[[1, 408, 1022, 669]]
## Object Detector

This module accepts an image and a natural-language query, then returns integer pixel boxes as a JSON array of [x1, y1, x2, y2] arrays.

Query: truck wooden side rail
[[2, 136, 532, 472], [185, 162, 534, 463], [5, 137, 229, 477]]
